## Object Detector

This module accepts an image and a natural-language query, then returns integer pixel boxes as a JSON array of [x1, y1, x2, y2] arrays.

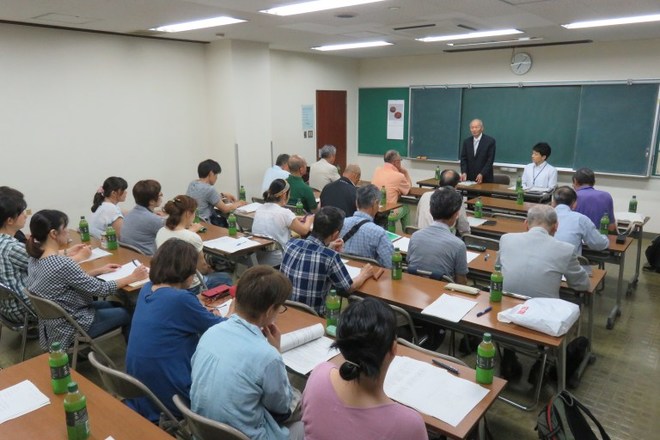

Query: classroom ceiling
[[3, 0, 660, 57]]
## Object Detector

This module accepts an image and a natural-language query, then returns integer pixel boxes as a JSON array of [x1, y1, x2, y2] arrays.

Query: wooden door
[[316, 90, 347, 172]]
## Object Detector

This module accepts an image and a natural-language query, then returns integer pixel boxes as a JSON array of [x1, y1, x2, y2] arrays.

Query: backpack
[[536, 391, 610, 440], [645, 235, 660, 272]]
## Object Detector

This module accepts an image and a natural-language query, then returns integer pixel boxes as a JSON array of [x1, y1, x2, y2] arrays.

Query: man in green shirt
[[287, 155, 318, 213]]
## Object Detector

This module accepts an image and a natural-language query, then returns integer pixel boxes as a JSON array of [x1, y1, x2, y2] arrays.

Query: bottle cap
[[329, 289, 337, 296], [50, 341, 62, 351], [483, 332, 492, 342], [67, 382, 78, 393], [494, 264, 502, 271], [394, 247, 400, 252], [80, 215, 85, 219]]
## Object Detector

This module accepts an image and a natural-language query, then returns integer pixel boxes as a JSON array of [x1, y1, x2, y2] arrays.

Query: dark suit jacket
[[319, 176, 357, 217], [460, 134, 496, 183]]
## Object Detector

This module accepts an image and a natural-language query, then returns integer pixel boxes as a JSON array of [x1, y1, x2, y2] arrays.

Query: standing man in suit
[[460, 119, 496, 184]]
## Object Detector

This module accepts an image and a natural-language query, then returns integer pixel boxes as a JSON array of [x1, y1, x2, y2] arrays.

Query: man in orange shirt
[[371, 150, 412, 229]]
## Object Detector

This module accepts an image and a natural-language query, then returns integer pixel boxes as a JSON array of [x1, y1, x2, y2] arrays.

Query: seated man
[[340, 184, 394, 268], [498, 204, 590, 298], [572, 167, 616, 232], [287, 155, 318, 213], [416, 169, 470, 236], [521, 142, 558, 190], [371, 150, 412, 228], [261, 153, 290, 193], [186, 159, 246, 226], [308, 145, 340, 191], [120, 179, 165, 255], [280, 206, 374, 315], [319, 164, 360, 217], [407, 187, 468, 284], [553, 186, 609, 255]]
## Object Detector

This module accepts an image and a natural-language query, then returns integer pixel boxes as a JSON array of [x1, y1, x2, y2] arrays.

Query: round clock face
[[511, 52, 532, 75]]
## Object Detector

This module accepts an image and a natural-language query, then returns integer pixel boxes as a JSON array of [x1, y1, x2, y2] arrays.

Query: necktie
[[473, 138, 479, 155]]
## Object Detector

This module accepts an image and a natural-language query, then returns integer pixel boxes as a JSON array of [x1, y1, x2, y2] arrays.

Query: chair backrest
[[492, 213, 525, 222], [397, 337, 468, 367], [404, 225, 419, 235], [88, 351, 180, 425], [406, 266, 454, 283], [463, 233, 500, 251], [172, 395, 250, 440], [0, 285, 25, 330], [234, 213, 254, 233], [389, 304, 419, 345], [118, 241, 146, 255], [0, 283, 37, 325], [340, 253, 379, 266], [285, 300, 319, 316], [492, 174, 511, 185], [251, 196, 265, 204]]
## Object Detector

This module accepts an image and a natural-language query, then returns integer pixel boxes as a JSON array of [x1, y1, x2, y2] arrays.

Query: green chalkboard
[[409, 88, 462, 160], [460, 86, 581, 168], [574, 84, 658, 175], [358, 88, 408, 157]]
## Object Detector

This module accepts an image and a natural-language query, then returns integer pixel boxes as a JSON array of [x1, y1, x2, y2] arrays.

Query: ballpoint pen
[[431, 359, 460, 375], [132, 259, 141, 267], [477, 306, 492, 317]]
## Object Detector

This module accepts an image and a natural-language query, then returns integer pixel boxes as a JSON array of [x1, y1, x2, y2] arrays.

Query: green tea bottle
[[476, 333, 495, 384], [64, 382, 90, 440], [79, 216, 90, 242], [49, 341, 71, 395]]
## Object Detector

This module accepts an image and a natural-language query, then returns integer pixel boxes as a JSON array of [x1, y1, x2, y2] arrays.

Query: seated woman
[[125, 238, 224, 422], [155, 195, 231, 294], [90, 176, 128, 239], [26, 210, 147, 351], [121, 179, 165, 255], [521, 142, 557, 190], [302, 297, 427, 440], [191, 266, 304, 440], [252, 179, 314, 266]]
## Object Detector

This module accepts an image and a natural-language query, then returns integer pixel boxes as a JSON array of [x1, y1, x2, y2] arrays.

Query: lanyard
[[532, 163, 547, 185]]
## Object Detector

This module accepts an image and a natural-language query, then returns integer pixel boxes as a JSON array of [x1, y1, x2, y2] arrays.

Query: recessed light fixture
[[151, 16, 246, 33], [312, 41, 392, 51], [562, 13, 660, 29], [417, 28, 523, 43], [447, 37, 541, 47], [261, 0, 386, 17]]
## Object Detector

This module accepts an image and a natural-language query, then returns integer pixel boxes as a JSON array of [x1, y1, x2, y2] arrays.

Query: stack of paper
[[0, 380, 50, 424], [235, 202, 263, 213], [614, 212, 646, 224], [466, 251, 481, 264], [421, 294, 478, 322], [79, 248, 112, 263], [467, 217, 488, 227], [384, 356, 488, 427], [97, 262, 149, 287], [203, 236, 262, 253], [281, 323, 339, 374], [393, 236, 410, 253]]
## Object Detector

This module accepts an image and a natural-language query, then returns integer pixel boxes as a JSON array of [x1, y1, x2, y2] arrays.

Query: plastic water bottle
[[295, 199, 304, 216], [105, 226, 117, 250], [239, 185, 246, 201], [380, 186, 387, 207], [391, 248, 402, 280], [628, 195, 637, 213], [435, 166, 441, 182], [228, 212, 237, 237], [64, 382, 90, 440], [325, 289, 341, 330], [193, 209, 201, 224], [516, 187, 524, 205], [599, 212, 610, 235], [474, 197, 483, 218], [79, 216, 90, 242], [387, 211, 397, 233], [516, 175, 522, 191], [476, 333, 495, 384], [490, 264, 503, 302], [49, 342, 71, 394]]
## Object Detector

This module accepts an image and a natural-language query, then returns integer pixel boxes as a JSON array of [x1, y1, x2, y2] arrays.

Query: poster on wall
[[387, 100, 404, 140], [302, 105, 314, 138]]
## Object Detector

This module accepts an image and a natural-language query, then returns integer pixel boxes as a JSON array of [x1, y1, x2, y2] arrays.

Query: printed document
[[281, 324, 339, 374], [0, 380, 50, 424], [422, 294, 478, 322]]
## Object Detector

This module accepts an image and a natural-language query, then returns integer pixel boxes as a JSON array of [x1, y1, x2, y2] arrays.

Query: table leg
[[627, 224, 643, 295], [607, 252, 625, 329], [573, 292, 596, 387], [556, 339, 567, 392]]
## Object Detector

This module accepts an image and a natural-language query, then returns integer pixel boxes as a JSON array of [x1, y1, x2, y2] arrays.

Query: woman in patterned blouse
[[25, 209, 148, 351]]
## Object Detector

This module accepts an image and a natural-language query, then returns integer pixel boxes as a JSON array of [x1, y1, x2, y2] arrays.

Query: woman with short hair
[[120, 179, 165, 255]]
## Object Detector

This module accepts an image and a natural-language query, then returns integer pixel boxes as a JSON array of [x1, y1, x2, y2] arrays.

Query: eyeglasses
[[278, 304, 288, 314]]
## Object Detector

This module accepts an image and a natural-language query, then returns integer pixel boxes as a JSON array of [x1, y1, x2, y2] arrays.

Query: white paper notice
[[393, 236, 410, 253], [384, 356, 489, 427], [467, 217, 488, 227], [79, 248, 112, 263], [0, 380, 50, 424], [387, 99, 405, 140], [203, 236, 262, 253], [421, 294, 478, 323], [466, 251, 480, 264], [235, 202, 262, 213]]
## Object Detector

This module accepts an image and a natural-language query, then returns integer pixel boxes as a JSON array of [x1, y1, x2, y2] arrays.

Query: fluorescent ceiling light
[[151, 16, 246, 33], [312, 41, 392, 51], [417, 29, 523, 43], [562, 13, 660, 29], [261, 0, 386, 17], [447, 37, 541, 47]]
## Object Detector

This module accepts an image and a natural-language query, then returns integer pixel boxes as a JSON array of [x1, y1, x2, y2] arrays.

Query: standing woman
[[156, 195, 232, 293], [302, 297, 428, 439], [26, 210, 148, 351], [90, 176, 128, 239], [252, 179, 314, 266], [126, 238, 225, 422]]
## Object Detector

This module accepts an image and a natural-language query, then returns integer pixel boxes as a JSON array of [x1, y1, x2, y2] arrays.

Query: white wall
[[358, 39, 660, 232], [0, 23, 209, 222]]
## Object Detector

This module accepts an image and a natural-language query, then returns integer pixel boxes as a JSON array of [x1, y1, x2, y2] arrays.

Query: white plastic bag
[[497, 298, 580, 337]]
